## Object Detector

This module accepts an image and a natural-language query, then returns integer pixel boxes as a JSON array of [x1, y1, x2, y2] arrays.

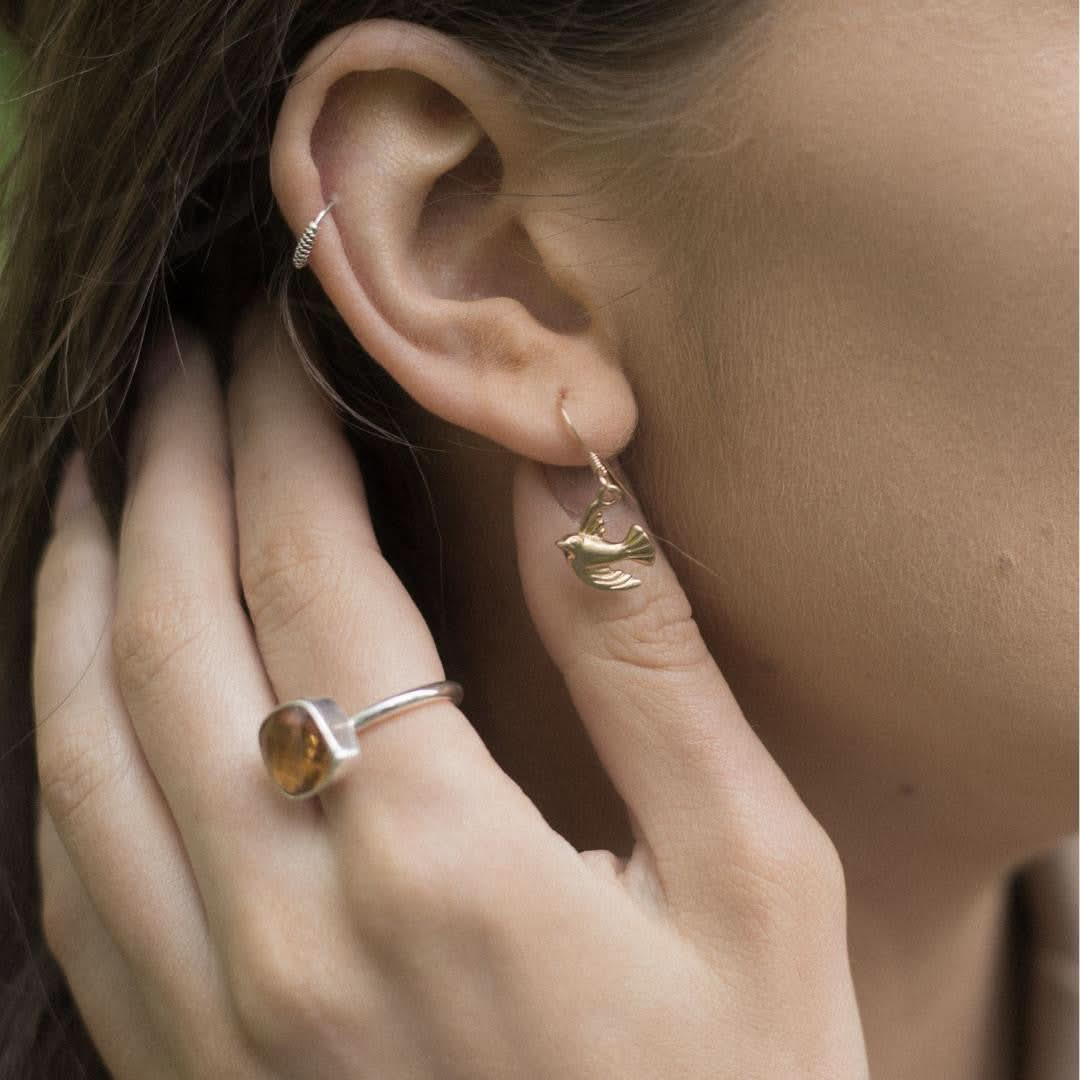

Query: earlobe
[[269, 18, 639, 465]]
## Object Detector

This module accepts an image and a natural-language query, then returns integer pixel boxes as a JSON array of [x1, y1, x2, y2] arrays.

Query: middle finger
[[225, 303, 541, 857]]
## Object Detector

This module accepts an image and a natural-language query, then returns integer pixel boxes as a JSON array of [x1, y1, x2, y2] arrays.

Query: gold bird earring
[[555, 398, 656, 591]]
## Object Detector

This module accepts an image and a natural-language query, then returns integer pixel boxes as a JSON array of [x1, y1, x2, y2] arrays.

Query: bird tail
[[621, 524, 656, 564]]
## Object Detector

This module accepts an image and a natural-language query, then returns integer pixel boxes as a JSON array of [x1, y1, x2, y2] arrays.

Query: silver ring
[[259, 680, 464, 799]]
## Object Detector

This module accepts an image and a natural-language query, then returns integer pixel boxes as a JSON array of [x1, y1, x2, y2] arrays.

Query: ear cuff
[[292, 199, 336, 270]]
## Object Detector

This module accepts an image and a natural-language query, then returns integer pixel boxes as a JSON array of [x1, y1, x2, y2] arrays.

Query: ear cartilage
[[292, 198, 336, 270]]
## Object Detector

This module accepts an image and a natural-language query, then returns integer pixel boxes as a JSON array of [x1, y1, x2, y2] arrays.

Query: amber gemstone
[[260, 704, 333, 796]]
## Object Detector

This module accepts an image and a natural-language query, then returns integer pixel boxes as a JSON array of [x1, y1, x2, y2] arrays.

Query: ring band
[[259, 680, 464, 799]]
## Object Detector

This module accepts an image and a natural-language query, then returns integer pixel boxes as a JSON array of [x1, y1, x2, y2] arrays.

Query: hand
[[33, 301, 869, 1078]]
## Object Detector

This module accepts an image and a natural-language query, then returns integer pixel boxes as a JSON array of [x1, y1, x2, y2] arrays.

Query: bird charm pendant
[[556, 482, 656, 591], [554, 397, 657, 590]]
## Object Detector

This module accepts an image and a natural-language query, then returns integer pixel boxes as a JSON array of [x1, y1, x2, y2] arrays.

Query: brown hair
[[0, 1, 763, 1073]]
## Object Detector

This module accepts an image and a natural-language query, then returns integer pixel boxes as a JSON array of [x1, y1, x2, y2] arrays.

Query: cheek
[[740, 0, 1078, 721], [759, 0, 1077, 361], [621, 1, 1075, 834], [626, 321, 1076, 848]]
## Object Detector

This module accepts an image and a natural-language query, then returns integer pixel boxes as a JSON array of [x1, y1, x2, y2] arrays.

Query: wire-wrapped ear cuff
[[292, 199, 336, 270]]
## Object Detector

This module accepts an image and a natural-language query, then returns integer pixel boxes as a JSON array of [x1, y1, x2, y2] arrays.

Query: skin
[[34, 312, 867, 1077], [32, 2, 1075, 1077]]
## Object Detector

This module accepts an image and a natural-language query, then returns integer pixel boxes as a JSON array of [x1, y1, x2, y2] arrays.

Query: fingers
[[32, 448, 215, 1018], [225, 303, 546, 861], [513, 458, 840, 913], [113, 327, 333, 933], [36, 803, 173, 1080]]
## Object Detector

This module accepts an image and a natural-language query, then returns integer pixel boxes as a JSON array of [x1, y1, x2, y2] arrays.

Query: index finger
[[513, 457, 842, 922]]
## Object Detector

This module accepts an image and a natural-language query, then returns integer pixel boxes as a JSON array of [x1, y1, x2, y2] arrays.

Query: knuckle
[[770, 815, 846, 899], [725, 815, 847, 940], [239, 519, 345, 637], [586, 585, 712, 676], [349, 811, 501, 941], [375, 852, 458, 926], [225, 918, 365, 1059], [797, 820, 848, 913], [111, 585, 214, 698], [228, 944, 300, 1051], [37, 711, 131, 830], [226, 923, 309, 1049]]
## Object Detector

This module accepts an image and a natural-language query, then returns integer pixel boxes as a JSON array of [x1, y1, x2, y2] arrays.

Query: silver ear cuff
[[292, 199, 336, 270]]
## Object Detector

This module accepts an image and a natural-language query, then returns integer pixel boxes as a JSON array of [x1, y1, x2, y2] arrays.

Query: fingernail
[[137, 320, 194, 399], [606, 458, 642, 507], [542, 459, 643, 520], [53, 448, 92, 529], [129, 320, 198, 477], [542, 464, 599, 520]]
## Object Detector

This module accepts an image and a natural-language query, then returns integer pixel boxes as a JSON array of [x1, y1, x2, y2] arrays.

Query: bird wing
[[585, 564, 638, 590], [578, 497, 607, 538]]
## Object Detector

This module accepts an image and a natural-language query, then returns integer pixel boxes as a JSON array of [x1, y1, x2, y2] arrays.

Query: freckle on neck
[[994, 551, 1016, 578]]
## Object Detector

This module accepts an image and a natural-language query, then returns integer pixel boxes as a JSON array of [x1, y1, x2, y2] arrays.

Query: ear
[[269, 18, 643, 464]]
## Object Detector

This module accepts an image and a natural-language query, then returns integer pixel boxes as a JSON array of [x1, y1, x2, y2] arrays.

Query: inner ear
[[416, 121, 592, 336]]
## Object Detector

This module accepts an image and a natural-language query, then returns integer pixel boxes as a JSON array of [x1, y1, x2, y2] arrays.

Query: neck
[[407, 429, 1022, 1080], [846, 869, 1019, 1079]]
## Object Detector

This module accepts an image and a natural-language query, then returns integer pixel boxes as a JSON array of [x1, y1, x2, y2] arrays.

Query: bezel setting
[[258, 697, 361, 799]]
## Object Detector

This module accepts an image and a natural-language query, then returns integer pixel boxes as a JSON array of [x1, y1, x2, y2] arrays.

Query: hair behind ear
[[0, 0, 25, 37]]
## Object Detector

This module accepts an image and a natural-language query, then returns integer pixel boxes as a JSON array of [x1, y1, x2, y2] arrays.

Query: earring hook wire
[[558, 397, 624, 504]]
